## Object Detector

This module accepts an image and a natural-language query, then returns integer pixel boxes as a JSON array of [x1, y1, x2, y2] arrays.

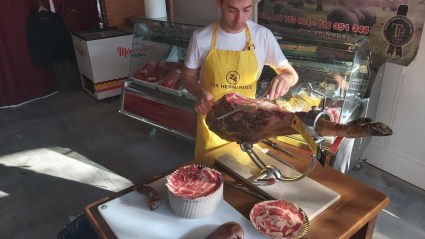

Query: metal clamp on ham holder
[[303, 82, 331, 144]]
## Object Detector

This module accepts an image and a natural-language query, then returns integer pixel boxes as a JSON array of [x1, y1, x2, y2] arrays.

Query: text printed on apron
[[195, 20, 259, 157]]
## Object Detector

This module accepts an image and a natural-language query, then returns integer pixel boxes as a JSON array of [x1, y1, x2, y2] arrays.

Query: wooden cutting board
[[215, 144, 340, 220], [98, 176, 268, 239]]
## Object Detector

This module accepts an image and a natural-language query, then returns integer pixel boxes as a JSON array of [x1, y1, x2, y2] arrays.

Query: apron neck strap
[[211, 19, 254, 51]]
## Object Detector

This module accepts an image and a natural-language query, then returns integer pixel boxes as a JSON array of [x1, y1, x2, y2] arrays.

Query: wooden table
[[85, 141, 389, 239]]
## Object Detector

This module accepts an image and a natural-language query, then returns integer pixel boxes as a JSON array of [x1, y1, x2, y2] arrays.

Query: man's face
[[216, 0, 253, 33]]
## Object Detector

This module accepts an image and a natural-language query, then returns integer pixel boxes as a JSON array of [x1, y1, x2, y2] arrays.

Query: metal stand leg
[[240, 143, 267, 170], [240, 143, 318, 182], [353, 158, 367, 171]]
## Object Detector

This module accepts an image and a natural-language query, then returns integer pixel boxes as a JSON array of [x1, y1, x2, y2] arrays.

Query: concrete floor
[[348, 165, 425, 239], [0, 90, 424, 239]]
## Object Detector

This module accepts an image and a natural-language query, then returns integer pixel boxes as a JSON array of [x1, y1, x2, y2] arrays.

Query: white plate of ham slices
[[250, 200, 309, 239]]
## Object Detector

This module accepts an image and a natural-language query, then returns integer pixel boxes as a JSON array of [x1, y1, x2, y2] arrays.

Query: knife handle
[[262, 139, 278, 148]]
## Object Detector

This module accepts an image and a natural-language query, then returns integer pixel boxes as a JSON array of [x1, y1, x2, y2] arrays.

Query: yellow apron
[[195, 20, 259, 157]]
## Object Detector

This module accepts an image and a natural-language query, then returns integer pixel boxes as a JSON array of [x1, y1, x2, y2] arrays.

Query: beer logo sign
[[383, 9, 415, 59], [76, 45, 87, 57], [226, 71, 240, 85]]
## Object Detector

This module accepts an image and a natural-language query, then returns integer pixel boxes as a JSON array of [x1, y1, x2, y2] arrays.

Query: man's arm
[[263, 28, 299, 100], [181, 66, 215, 115], [267, 62, 299, 100]]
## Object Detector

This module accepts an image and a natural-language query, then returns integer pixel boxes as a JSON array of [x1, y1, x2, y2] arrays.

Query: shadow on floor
[[0, 90, 196, 239], [0, 90, 195, 183], [0, 163, 110, 239]]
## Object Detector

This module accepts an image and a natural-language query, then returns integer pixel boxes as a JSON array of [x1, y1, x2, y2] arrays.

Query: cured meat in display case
[[119, 16, 212, 141]]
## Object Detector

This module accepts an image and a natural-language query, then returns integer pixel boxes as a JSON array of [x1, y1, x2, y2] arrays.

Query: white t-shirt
[[184, 20, 288, 80]]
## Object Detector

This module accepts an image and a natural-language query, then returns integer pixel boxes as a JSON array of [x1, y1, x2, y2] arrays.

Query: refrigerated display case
[[119, 16, 213, 141]]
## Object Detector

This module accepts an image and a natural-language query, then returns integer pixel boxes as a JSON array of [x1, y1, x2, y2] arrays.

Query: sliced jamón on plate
[[250, 200, 309, 239], [166, 164, 222, 199]]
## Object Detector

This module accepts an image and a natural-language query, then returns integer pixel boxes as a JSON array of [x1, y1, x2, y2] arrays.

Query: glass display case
[[120, 16, 374, 163], [257, 28, 372, 124], [120, 17, 213, 141], [254, 27, 373, 157]]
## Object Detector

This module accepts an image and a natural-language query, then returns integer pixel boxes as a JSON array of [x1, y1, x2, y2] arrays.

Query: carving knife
[[216, 105, 250, 120], [216, 93, 269, 120], [262, 138, 301, 158]]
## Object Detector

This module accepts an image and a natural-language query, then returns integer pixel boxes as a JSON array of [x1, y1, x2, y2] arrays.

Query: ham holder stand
[[238, 83, 331, 182]]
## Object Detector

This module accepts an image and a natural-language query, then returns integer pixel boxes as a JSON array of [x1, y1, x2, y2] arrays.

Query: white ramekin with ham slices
[[166, 164, 223, 219], [250, 200, 309, 239]]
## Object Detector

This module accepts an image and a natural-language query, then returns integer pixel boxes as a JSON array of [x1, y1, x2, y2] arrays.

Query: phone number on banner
[[259, 13, 370, 34]]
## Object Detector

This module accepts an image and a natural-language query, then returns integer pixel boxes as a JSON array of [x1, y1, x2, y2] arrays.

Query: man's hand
[[195, 89, 215, 115], [332, 74, 348, 92], [267, 62, 299, 100], [181, 66, 215, 115], [268, 75, 292, 100]]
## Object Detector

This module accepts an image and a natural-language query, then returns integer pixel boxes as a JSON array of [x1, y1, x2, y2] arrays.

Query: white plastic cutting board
[[98, 177, 268, 239], [215, 144, 340, 220]]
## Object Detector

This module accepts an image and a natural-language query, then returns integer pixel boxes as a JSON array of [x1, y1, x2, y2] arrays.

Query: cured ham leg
[[206, 93, 393, 144]]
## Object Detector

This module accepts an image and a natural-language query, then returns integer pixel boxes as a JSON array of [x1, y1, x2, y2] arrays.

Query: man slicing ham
[[182, 0, 299, 157]]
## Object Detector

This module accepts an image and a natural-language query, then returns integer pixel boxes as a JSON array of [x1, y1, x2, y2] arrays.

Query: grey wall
[[173, 0, 220, 21]]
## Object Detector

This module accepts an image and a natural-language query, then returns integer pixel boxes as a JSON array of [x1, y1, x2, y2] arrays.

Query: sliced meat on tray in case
[[132, 61, 159, 83], [132, 61, 183, 85], [156, 61, 183, 80], [158, 69, 182, 90], [156, 61, 184, 90]]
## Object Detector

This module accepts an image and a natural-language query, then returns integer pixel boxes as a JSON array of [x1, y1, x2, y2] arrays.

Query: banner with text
[[258, 0, 425, 67]]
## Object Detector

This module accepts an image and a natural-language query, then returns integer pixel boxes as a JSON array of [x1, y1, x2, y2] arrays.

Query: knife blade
[[224, 181, 269, 200], [261, 148, 297, 170], [216, 93, 269, 120], [262, 139, 301, 158], [215, 105, 250, 120]]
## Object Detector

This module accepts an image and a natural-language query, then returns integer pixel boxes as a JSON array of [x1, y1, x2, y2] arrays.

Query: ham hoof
[[346, 118, 393, 136]]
